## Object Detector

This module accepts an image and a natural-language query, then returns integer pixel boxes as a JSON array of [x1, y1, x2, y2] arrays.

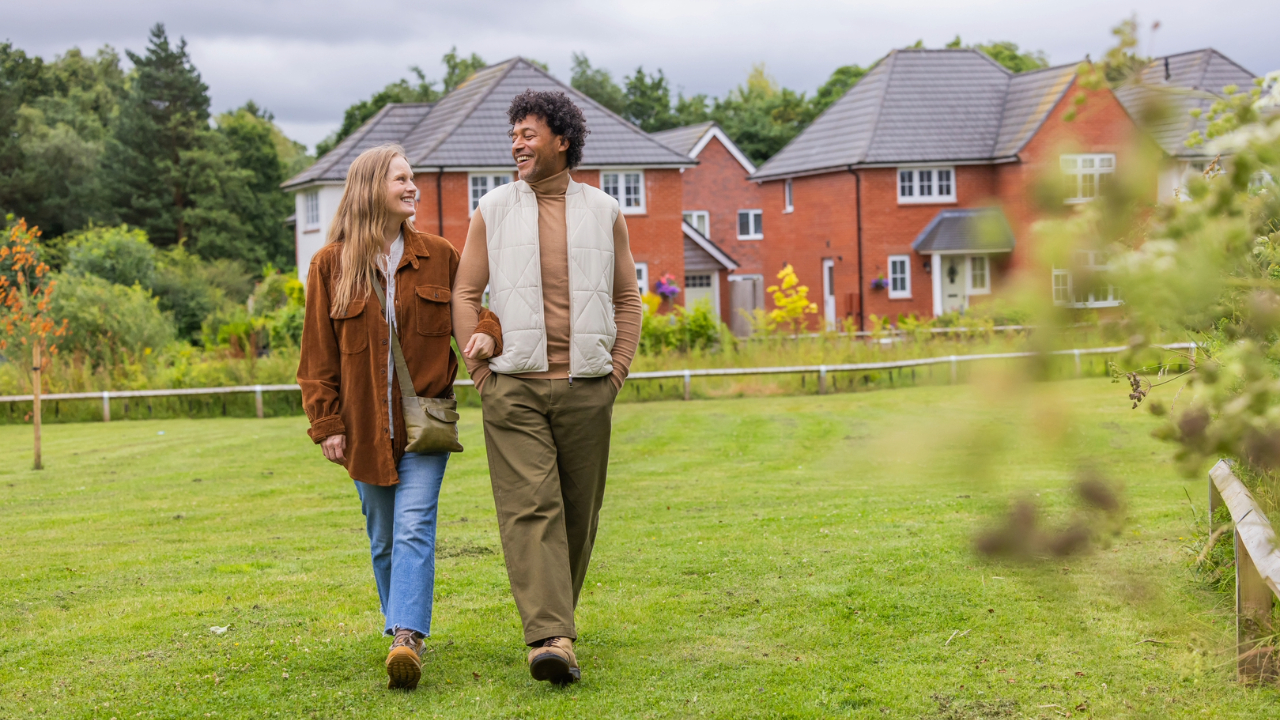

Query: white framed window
[[737, 209, 763, 240], [1061, 154, 1115, 203], [784, 179, 794, 213], [469, 173, 511, 213], [685, 274, 712, 288], [1052, 251, 1121, 307], [683, 210, 709, 238], [635, 262, 649, 295], [888, 255, 911, 299], [897, 167, 956, 204], [303, 190, 320, 230], [968, 255, 989, 294], [602, 170, 645, 213]]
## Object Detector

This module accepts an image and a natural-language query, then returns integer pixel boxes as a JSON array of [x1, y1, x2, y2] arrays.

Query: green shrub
[[49, 271, 176, 367], [63, 224, 156, 288], [152, 245, 252, 342], [640, 301, 728, 354]]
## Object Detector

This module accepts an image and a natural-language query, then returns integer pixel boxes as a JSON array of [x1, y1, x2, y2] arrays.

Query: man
[[452, 89, 643, 685]]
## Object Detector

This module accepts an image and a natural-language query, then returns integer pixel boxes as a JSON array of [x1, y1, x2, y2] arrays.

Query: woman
[[297, 144, 501, 690]]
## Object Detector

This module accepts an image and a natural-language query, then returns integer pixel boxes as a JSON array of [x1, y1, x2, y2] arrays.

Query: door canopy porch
[[911, 208, 1015, 255]]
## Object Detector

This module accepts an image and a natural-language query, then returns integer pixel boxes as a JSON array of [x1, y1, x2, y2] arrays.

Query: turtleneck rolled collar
[[528, 168, 571, 197]]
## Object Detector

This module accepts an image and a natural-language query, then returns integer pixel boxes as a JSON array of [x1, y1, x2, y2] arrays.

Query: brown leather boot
[[527, 636, 580, 685], [385, 629, 424, 690]]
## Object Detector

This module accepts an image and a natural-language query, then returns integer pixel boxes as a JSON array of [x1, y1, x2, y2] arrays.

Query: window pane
[[752, 211, 763, 236], [685, 274, 712, 288], [938, 169, 952, 197], [1081, 173, 1096, 198], [1098, 156, 1114, 169], [738, 211, 751, 236], [697, 213, 708, 236], [899, 170, 913, 197], [603, 173, 619, 200], [890, 258, 907, 292], [919, 170, 933, 196], [971, 256, 987, 290], [471, 176, 489, 209], [1081, 157, 1095, 169], [493, 175, 510, 187], [785, 180, 793, 208], [624, 173, 642, 207], [1052, 270, 1070, 304]]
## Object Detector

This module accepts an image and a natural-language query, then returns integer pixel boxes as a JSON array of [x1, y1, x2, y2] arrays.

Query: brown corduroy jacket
[[297, 224, 502, 486]]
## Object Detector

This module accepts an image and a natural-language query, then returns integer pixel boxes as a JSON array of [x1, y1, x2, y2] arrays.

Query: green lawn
[[2, 378, 1277, 718]]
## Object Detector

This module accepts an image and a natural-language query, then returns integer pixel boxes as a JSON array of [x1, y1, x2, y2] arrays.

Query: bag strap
[[367, 269, 419, 400]]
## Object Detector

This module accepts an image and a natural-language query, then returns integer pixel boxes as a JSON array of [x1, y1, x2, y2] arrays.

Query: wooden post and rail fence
[[0, 342, 1196, 419], [1209, 460, 1280, 683]]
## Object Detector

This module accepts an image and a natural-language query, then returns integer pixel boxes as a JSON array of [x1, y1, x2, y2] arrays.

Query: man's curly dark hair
[[507, 90, 590, 169]]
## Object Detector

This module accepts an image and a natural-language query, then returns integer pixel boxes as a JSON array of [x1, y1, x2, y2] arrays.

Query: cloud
[[10, 0, 1278, 149]]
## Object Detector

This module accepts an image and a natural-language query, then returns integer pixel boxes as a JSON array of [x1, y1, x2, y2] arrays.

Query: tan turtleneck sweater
[[452, 169, 643, 390]]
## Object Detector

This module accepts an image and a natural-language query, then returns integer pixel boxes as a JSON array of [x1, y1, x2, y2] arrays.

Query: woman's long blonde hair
[[327, 144, 410, 316]]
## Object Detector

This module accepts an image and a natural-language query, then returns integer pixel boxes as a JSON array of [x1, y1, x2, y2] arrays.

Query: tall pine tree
[[104, 23, 212, 248]]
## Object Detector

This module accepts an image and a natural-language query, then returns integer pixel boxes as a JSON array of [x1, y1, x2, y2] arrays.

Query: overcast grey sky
[[8, 0, 1277, 150]]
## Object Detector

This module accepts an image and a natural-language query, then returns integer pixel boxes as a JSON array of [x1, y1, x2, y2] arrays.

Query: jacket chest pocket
[[330, 298, 368, 354], [415, 285, 451, 337]]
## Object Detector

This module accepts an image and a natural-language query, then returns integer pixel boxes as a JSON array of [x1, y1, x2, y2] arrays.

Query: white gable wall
[[294, 183, 346, 283]]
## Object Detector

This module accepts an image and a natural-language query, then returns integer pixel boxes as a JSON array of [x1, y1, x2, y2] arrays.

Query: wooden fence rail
[[0, 342, 1196, 420], [1209, 459, 1280, 683]]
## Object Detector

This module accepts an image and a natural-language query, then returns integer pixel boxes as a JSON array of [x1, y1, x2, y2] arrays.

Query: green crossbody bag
[[369, 271, 463, 454]]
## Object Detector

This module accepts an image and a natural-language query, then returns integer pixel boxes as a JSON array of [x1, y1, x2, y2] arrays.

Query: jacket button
[[382, 339, 388, 345]]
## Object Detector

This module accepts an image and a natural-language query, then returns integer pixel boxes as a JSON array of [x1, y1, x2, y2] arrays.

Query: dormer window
[[897, 167, 956, 204]]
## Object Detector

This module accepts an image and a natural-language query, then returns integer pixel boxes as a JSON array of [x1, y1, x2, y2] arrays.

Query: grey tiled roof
[[993, 65, 1077, 157], [652, 122, 715, 157], [409, 59, 693, 168], [911, 208, 1015, 254], [281, 103, 433, 188], [752, 49, 1079, 181], [1113, 49, 1258, 158], [283, 57, 691, 189]]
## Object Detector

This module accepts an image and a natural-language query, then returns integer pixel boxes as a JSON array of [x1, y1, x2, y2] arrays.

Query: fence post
[[950, 356, 958, 384], [255, 385, 264, 419], [1073, 349, 1082, 377], [1236, 529, 1276, 682], [683, 370, 691, 401], [32, 342, 42, 470], [102, 391, 110, 423], [818, 365, 827, 395]]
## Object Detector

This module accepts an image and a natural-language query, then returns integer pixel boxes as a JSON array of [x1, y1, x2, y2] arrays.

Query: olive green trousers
[[480, 374, 616, 645]]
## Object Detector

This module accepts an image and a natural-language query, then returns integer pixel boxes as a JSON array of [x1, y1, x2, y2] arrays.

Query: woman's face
[[385, 156, 417, 220]]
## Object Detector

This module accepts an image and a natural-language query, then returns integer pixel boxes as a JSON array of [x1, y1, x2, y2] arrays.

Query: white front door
[[940, 255, 967, 314], [822, 258, 836, 328]]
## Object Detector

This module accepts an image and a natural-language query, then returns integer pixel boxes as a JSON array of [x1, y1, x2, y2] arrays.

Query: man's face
[[510, 114, 568, 182]]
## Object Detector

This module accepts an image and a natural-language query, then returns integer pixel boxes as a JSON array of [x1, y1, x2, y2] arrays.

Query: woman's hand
[[321, 434, 347, 464], [463, 333, 496, 361]]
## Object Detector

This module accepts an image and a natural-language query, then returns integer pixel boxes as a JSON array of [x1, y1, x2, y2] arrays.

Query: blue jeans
[[355, 451, 448, 636]]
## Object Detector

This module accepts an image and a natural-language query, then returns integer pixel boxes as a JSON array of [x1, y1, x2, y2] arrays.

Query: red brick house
[[653, 122, 761, 332], [749, 48, 1150, 329], [283, 57, 705, 306]]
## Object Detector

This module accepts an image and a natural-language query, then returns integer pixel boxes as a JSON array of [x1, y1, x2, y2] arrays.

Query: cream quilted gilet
[[478, 178, 619, 378]]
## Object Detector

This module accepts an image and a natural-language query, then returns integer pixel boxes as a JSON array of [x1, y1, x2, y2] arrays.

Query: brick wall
[[679, 136, 764, 276], [410, 171, 473, 252], [758, 77, 1144, 329], [996, 77, 1146, 277]]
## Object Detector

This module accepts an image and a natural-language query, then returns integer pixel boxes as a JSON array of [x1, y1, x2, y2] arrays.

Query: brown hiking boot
[[385, 629, 424, 690], [527, 636, 580, 685]]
